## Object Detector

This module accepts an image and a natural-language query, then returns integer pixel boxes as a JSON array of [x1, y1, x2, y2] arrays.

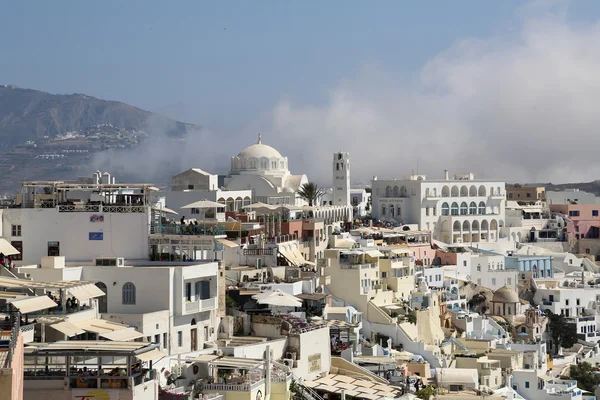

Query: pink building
[[550, 204, 600, 240]]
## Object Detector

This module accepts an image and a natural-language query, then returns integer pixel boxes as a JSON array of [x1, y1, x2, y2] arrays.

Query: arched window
[[393, 186, 399, 197], [441, 202, 450, 216], [521, 326, 526, 333], [451, 202, 459, 216], [469, 202, 477, 215], [460, 202, 468, 215], [442, 186, 450, 197], [96, 282, 108, 314], [122, 282, 136, 305], [386, 186, 392, 197], [460, 186, 468, 196], [400, 186, 408, 197], [469, 185, 477, 196], [478, 185, 486, 196], [478, 201, 486, 215], [451, 186, 459, 197]]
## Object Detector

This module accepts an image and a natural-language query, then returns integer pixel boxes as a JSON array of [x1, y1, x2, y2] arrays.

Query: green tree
[[563, 362, 600, 392], [545, 310, 578, 352], [297, 182, 325, 207], [416, 385, 436, 400]]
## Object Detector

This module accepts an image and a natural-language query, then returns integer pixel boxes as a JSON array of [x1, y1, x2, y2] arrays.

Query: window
[[469, 202, 477, 215], [577, 298, 581, 306], [163, 333, 168, 348], [477, 279, 481, 285], [47, 241, 60, 256], [593, 210, 599, 217], [425, 207, 430, 216], [525, 382, 530, 389], [177, 331, 183, 347], [526, 192, 531, 198], [11, 241, 22, 261], [196, 280, 210, 300], [549, 295, 554, 302], [450, 202, 459, 216], [185, 282, 192, 302], [463, 260, 467, 267], [492, 278, 496, 286], [565, 299, 569, 306], [508, 193, 513, 199], [191, 208, 200, 214], [154, 334, 160, 344], [11, 225, 21, 237], [477, 264, 481, 272], [187, 185, 194, 190], [569, 210, 580, 217], [381, 272, 387, 278], [122, 282, 136, 305], [478, 202, 486, 215], [441, 203, 449, 216], [507, 278, 512, 285], [460, 202, 468, 215]]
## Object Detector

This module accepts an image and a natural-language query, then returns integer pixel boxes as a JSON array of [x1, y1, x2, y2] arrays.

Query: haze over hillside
[[0, 85, 204, 192]]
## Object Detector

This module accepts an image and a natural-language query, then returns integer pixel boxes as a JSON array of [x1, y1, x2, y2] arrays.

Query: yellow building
[[378, 247, 415, 301], [506, 186, 546, 203]]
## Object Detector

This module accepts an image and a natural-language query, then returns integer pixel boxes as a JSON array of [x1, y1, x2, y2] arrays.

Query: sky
[[2, 0, 600, 185]]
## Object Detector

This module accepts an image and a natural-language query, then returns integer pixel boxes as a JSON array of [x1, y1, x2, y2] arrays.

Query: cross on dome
[[258, 133, 262, 144]]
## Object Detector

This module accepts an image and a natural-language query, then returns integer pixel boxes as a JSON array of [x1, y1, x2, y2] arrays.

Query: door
[[190, 328, 197, 351], [95, 282, 108, 313], [204, 326, 209, 342]]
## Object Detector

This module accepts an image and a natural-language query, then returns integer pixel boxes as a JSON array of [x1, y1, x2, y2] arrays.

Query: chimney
[[444, 170, 449, 180]]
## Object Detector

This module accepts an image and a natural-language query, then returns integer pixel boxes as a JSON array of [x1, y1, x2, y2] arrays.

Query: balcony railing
[[58, 204, 147, 213], [185, 298, 217, 313], [340, 262, 377, 270], [151, 224, 227, 236], [204, 378, 264, 392]]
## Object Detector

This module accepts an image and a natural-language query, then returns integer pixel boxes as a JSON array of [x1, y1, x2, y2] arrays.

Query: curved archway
[[491, 219, 498, 230], [442, 186, 450, 197], [451, 186, 459, 197], [96, 282, 108, 314], [191, 318, 197, 325], [460, 202, 468, 215], [481, 220, 489, 231], [460, 186, 468, 196], [393, 186, 399, 197], [400, 186, 408, 197], [478, 185, 486, 196], [453, 221, 461, 231], [451, 202, 459, 216], [478, 201, 486, 215], [441, 202, 450, 215], [497, 186, 502, 196], [469, 185, 477, 196], [122, 282, 136, 305], [462, 220, 470, 232], [472, 220, 480, 231], [469, 201, 477, 215], [386, 186, 392, 197]]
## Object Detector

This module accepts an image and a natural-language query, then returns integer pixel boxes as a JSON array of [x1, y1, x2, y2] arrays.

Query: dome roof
[[237, 134, 282, 159], [492, 286, 519, 303]]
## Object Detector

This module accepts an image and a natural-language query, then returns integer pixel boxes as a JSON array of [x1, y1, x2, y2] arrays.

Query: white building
[[511, 370, 582, 400], [350, 189, 370, 218], [547, 189, 600, 205], [371, 171, 506, 244], [332, 152, 351, 209], [533, 279, 600, 318], [2, 179, 151, 265], [224, 134, 309, 205], [155, 188, 253, 221], [171, 168, 218, 191], [20, 256, 220, 356]]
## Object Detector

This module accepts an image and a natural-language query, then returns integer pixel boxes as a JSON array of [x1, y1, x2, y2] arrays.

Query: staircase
[[291, 374, 325, 400], [446, 336, 469, 352]]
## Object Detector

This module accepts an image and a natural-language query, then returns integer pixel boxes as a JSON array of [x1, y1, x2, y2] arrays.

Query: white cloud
[[262, 5, 600, 186]]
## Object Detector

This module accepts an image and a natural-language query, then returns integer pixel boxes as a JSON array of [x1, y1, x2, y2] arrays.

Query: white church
[[224, 134, 309, 205]]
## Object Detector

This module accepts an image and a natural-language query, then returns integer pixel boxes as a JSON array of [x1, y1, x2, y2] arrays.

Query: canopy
[[48, 321, 86, 337], [67, 284, 105, 301], [9, 296, 57, 314], [100, 327, 144, 341], [333, 239, 356, 250], [151, 205, 178, 215], [391, 248, 411, 256], [135, 348, 167, 362], [74, 318, 130, 334], [182, 199, 224, 209], [279, 248, 300, 266], [0, 239, 20, 256], [364, 249, 384, 258], [523, 208, 543, 213], [253, 290, 302, 307], [216, 238, 239, 248]]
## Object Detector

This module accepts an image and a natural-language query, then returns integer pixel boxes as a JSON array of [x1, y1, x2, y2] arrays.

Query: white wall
[[2, 208, 149, 265]]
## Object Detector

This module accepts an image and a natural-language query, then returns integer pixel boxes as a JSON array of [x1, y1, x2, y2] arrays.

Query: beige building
[[378, 247, 415, 301], [455, 355, 503, 389], [506, 186, 546, 204]]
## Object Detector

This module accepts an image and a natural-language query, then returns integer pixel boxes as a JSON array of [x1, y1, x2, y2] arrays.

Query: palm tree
[[297, 182, 325, 206]]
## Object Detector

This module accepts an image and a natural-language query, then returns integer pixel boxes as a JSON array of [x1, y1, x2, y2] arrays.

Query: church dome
[[492, 286, 519, 303], [237, 134, 282, 159]]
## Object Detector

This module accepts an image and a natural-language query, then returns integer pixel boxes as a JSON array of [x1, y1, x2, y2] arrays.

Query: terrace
[[23, 341, 164, 390]]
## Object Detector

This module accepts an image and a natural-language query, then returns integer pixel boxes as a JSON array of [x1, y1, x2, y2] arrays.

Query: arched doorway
[[191, 318, 198, 351], [95, 282, 108, 314]]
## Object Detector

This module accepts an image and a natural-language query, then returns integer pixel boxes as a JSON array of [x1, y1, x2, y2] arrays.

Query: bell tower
[[333, 152, 351, 207]]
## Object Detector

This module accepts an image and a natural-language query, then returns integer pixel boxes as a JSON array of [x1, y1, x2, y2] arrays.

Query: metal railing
[[57, 204, 147, 213], [204, 378, 264, 392], [151, 224, 227, 236], [3, 312, 20, 368]]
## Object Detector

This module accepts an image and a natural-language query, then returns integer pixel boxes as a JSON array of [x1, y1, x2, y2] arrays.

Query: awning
[[391, 248, 410, 256], [0, 239, 20, 256], [279, 249, 299, 266], [136, 348, 167, 362], [364, 250, 384, 258], [292, 248, 309, 265], [216, 238, 239, 248], [75, 318, 130, 334], [100, 328, 143, 341], [49, 321, 86, 337], [68, 284, 105, 301], [9, 296, 57, 314], [523, 208, 543, 213]]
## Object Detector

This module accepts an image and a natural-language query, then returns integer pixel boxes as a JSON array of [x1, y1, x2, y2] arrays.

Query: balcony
[[340, 262, 377, 270], [57, 204, 147, 213], [204, 378, 264, 392], [184, 298, 217, 314], [151, 224, 226, 236]]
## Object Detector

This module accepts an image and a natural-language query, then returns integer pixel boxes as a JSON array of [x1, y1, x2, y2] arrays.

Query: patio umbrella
[[182, 199, 224, 209], [253, 290, 302, 307], [151, 205, 178, 215]]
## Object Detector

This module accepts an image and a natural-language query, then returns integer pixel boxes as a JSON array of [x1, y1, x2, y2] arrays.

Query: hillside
[[522, 181, 600, 196], [0, 85, 201, 192]]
